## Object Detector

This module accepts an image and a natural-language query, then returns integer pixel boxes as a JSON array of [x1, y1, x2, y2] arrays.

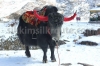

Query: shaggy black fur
[[17, 5, 63, 63]]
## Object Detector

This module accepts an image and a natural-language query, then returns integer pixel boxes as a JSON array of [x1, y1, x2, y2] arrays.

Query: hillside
[[0, 0, 100, 21]]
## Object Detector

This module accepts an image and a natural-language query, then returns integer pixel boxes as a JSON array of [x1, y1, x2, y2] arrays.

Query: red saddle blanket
[[22, 11, 40, 26]]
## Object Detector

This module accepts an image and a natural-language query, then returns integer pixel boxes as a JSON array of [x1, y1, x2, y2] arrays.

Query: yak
[[17, 5, 76, 63]]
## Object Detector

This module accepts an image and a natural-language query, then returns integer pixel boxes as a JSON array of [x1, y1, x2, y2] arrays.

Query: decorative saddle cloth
[[22, 9, 45, 26]]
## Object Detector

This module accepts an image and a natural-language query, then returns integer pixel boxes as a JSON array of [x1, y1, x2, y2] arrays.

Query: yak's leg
[[25, 46, 31, 57], [41, 47, 48, 63], [49, 45, 56, 62]]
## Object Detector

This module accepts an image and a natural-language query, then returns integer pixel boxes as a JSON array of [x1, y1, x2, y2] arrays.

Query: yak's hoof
[[43, 60, 48, 63], [51, 59, 56, 62], [25, 52, 31, 57], [51, 57, 56, 62]]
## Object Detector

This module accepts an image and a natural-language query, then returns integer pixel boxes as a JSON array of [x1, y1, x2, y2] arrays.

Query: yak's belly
[[23, 34, 37, 46]]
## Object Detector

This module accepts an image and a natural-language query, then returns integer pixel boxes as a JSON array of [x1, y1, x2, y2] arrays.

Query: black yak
[[17, 5, 76, 63]]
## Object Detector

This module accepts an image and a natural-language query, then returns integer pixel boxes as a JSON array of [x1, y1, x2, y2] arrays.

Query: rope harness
[[56, 42, 60, 66]]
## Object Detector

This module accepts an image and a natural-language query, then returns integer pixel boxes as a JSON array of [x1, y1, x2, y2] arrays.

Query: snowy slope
[[0, 0, 29, 18], [0, 0, 57, 18]]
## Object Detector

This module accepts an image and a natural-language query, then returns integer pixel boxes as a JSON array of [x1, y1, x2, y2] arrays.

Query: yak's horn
[[64, 12, 77, 21], [33, 10, 48, 21]]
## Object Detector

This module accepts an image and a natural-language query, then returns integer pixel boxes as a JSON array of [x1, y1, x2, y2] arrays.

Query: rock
[[61, 63, 72, 66], [66, 49, 70, 51], [57, 40, 66, 45], [97, 28, 100, 35], [84, 29, 91, 36], [79, 41, 98, 46], [5, 13, 20, 20], [78, 62, 94, 66], [63, 40, 70, 42], [83, 28, 100, 36]]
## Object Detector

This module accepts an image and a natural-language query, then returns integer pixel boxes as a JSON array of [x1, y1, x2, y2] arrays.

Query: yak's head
[[34, 5, 76, 42], [48, 12, 63, 42]]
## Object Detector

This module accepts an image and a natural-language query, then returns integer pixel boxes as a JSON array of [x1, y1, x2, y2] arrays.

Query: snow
[[0, 44, 100, 66], [0, 20, 18, 40], [0, 0, 29, 18], [1, 22, 100, 66], [0, 0, 100, 66], [0, 0, 57, 18]]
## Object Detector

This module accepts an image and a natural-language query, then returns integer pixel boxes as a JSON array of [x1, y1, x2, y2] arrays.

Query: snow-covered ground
[[0, 0, 100, 66], [0, 44, 100, 66], [0, 22, 100, 66]]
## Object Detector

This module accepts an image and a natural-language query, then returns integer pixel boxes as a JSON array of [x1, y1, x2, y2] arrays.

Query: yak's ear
[[53, 6, 58, 12], [41, 5, 48, 11]]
